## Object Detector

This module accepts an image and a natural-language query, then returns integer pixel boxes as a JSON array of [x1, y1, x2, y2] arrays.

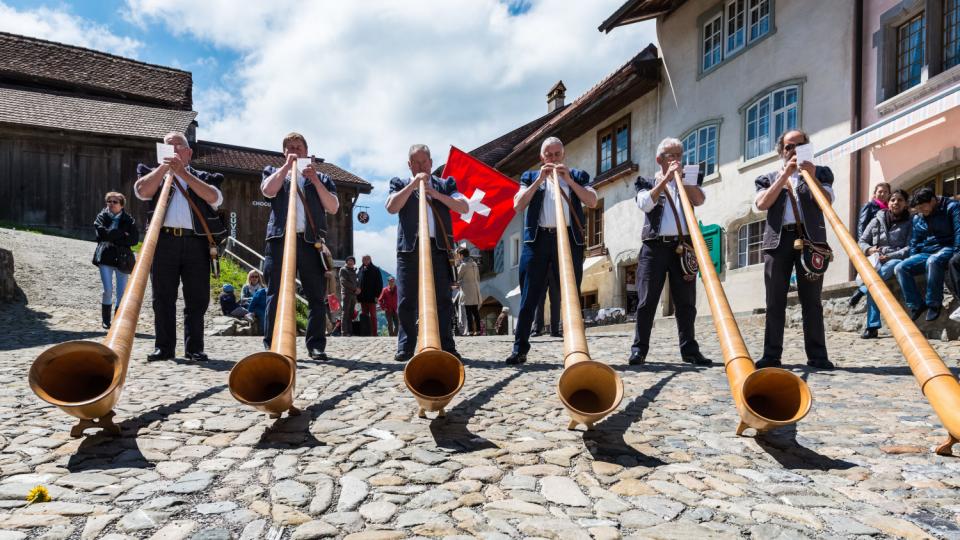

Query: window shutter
[[699, 221, 724, 274]]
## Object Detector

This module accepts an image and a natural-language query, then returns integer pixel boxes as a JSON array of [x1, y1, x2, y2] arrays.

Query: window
[[703, 14, 723, 71], [726, 0, 746, 54], [897, 13, 927, 93], [682, 124, 718, 176], [745, 85, 798, 160], [701, 0, 771, 73], [510, 233, 521, 268], [596, 115, 631, 175], [908, 165, 960, 196], [737, 220, 765, 267], [584, 199, 604, 250], [946, 0, 960, 70]]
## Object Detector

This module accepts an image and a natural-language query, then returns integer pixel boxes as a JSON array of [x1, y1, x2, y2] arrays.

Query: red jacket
[[377, 286, 397, 312]]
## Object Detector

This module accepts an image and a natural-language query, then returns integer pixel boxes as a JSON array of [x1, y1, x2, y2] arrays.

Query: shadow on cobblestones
[[756, 424, 857, 471], [0, 303, 104, 350], [171, 356, 235, 371], [256, 371, 394, 449], [583, 372, 678, 466], [429, 370, 524, 452], [66, 384, 227, 472]]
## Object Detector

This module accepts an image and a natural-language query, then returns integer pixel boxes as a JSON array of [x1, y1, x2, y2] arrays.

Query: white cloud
[[353, 225, 398, 275], [0, 1, 142, 57]]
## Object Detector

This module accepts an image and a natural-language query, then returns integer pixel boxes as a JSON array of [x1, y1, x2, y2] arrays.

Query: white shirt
[[635, 176, 704, 236], [135, 172, 223, 229], [515, 176, 597, 228], [261, 173, 307, 233], [754, 171, 835, 224]]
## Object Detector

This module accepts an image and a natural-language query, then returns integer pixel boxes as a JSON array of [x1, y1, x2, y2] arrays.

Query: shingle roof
[[0, 32, 192, 109], [598, 0, 686, 32], [0, 86, 196, 139], [467, 106, 567, 168], [192, 140, 372, 193]]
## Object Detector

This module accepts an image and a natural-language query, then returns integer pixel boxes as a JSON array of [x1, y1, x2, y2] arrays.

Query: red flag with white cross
[[440, 146, 517, 250]]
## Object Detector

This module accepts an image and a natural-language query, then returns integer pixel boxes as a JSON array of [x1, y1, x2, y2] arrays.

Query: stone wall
[[0, 248, 19, 303]]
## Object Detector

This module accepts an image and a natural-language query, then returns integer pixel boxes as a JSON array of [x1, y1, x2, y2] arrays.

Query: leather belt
[[161, 227, 193, 237], [655, 234, 691, 243], [782, 223, 798, 231], [538, 227, 558, 233]]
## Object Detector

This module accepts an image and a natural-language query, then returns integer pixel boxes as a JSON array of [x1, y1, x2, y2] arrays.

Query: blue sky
[[0, 0, 655, 274]]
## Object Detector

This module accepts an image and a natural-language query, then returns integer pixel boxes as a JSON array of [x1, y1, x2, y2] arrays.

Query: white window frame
[[703, 13, 723, 72], [510, 233, 521, 268], [737, 219, 766, 268], [682, 123, 719, 177], [725, 0, 746, 56], [745, 84, 799, 160], [748, 0, 770, 42]]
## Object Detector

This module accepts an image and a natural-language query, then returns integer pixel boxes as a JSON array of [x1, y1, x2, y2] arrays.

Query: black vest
[[391, 175, 457, 253], [262, 166, 337, 243], [135, 164, 225, 237], [520, 168, 589, 245], [754, 165, 834, 249]]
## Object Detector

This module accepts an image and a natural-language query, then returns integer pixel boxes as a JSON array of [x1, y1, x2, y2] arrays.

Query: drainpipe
[[850, 0, 865, 281]]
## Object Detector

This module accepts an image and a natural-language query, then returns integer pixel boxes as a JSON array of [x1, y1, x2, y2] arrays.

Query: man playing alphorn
[[385, 144, 468, 362], [261, 132, 340, 360], [754, 129, 834, 370], [134, 131, 225, 362]]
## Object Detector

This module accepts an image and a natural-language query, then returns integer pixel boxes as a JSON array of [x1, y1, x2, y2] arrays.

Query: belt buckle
[[174, 227, 182, 237]]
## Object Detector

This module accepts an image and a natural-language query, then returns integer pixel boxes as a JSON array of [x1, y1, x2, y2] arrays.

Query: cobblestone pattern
[[0, 325, 959, 539]]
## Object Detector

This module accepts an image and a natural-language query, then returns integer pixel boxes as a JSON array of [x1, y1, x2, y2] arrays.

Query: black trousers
[[513, 228, 583, 355], [534, 263, 560, 333], [396, 245, 457, 355], [762, 229, 828, 361], [631, 241, 700, 357], [465, 305, 481, 333], [263, 236, 327, 352], [150, 233, 210, 355]]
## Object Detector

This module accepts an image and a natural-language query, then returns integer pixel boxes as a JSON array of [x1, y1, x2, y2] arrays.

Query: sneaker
[[926, 307, 941, 321], [754, 357, 782, 369], [861, 328, 878, 339], [848, 289, 865, 308], [806, 357, 835, 370], [950, 307, 960, 323]]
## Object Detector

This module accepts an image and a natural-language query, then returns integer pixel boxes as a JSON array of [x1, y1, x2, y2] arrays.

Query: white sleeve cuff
[[209, 186, 224, 211], [822, 184, 835, 203], [636, 191, 656, 213], [451, 192, 468, 203], [133, 182, 151, 201], [754, 190, 767, 211]]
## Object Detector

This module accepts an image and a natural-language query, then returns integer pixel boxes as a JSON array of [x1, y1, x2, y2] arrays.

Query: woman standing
[[92, 192, 139, 329], [457, 247, 483, 335], [853, 189, 912, 338]]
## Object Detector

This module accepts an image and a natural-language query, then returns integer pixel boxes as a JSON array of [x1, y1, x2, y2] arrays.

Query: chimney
[[547, 80, 566, 113]]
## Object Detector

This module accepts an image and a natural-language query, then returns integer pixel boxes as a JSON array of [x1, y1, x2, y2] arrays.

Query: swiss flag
[[440, 146, 517, 250]]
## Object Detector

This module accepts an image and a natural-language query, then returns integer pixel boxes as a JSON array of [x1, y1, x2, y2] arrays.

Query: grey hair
[[408, 144, 431, 159], [540, 136, 563, 155], [164, 131, 189, 146], [656, 137, 683, 157]]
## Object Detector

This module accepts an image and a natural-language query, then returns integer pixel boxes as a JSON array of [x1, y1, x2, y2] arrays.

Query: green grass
[[0, 221, 45, 235], [214, 256, 307, 331]]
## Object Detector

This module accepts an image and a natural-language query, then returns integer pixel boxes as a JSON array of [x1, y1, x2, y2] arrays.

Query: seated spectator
[[219, 284, 250, 319], [895, 188, 960, 322], [851, 189, 912, 338], [247, 287, 267, 334], [241, 270, 264, 308]]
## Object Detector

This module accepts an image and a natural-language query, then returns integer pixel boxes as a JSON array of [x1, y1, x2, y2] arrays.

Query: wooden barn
[[0, 31, 371, 258]]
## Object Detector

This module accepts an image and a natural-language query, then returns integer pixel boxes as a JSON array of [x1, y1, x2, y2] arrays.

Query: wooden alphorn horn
[[801, 169, 960, 455], [228, 162, 302, 418], [29, 172, 177, 437], [403, 175, 465, 419], [671, 170, 812, 436], [552, 171, 624, 429]]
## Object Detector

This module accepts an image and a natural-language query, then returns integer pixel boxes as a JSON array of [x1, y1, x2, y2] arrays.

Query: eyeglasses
[[783, 143, 805, 152], [660, 153, 681, 160], [106, 200, 121, 204]]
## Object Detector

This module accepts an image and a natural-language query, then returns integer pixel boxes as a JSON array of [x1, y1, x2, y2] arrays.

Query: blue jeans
[[862, 259, 902, 329], [895, 248, 954, 310], [99, 264, 129, 306]]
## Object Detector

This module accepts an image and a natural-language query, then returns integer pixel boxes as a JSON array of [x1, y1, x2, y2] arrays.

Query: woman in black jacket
[[92, 192, 139, 329]]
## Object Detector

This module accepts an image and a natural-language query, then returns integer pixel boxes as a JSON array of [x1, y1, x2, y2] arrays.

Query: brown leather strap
[[556, 185, 585, 232], [171, 178, 217, 252], [294, 183, 321, 242], [662, 180, 687, 240], [784, 181, 808, 241]]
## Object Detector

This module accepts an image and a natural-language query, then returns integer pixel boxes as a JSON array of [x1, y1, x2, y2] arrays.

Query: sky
[[0, 0, 656, 274]]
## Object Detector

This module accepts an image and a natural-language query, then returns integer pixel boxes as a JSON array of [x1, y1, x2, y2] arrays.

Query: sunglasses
[[106, 200, 122, 204], [783, 143, 805, 152]]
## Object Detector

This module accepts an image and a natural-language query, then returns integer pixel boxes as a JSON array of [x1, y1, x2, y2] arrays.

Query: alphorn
[[30, 173, 177, 437], [801, 169, 960, 455], [403, 175, 465, 418], [671, 170, 812, 436], [229, 162, 302, 418], [552, 171, 624, 429]]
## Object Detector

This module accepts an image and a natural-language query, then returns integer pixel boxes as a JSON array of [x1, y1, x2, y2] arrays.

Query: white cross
[[460, 188, 491, 224]]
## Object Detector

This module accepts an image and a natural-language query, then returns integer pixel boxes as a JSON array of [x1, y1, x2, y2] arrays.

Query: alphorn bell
[[552, 171, 624, 429], [801, 169, 960, 455], [403, 175, 465, 419], [29, 172, 177, 437], [671, 171, 812, 436], [229, 162, 302, 418]]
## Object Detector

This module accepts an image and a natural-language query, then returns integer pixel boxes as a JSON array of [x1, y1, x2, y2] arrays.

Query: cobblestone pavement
[[1, 320, 960, 540]]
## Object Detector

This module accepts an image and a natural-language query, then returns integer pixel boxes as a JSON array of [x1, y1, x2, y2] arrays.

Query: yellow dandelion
[[26, 485, 50, 504]]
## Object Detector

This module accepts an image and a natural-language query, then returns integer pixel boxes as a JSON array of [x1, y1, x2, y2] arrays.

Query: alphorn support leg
[[935, 434, 958, 456], [417, 407, 426, 419], [269, 405, 302, 420], [736, 421, 748, 437], [437, 408, 445, 418], [70, 411, 120, 438], [567, 419, 578, 430]]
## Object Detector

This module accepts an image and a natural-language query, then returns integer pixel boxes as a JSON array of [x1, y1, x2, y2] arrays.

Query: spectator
[[895, 187, 960, 321], [857, 182, 891, 237], [92, 191, 139, 329], [247, 287, 268, 334], [495, 307, 510, 336], [852, 189, 912, 338], [241, 270, 264, 307], [378, 276, 399, 336], [457, 248, 483, 335], [219, 284, 250, 320], [357, 255, 384, 336], [339, 256, 360, 336]]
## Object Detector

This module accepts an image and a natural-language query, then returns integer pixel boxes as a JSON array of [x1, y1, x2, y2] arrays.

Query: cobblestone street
[[1, 322, 960, 539]]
